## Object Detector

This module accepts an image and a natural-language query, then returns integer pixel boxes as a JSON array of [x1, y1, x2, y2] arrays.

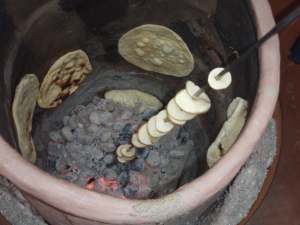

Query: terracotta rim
[[0, 0, 280, 224], [239, 103, 282, 225]]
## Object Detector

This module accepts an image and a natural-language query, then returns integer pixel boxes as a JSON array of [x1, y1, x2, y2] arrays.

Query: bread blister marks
[[38, 50, 92, 109], [118, 24, 195, 77]]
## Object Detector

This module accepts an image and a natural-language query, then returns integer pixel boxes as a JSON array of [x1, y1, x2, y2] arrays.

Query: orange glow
[[98, 177, 119, 192], [85, 177, 96, 191]]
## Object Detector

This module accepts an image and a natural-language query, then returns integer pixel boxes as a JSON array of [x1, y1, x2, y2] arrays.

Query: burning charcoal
[[85, 177, 96, 191], [118, 172, 129, 187], [109, 165, 120, 174], [103, 168, 118, 180], [65, 142, 83, 156], [48, 142, 64, 156], [92, 96, 102, 105], [72, 104, 86, 114], [140, 108, 156, 119], [99, 112, 112, 122], [47, 159, 56, 172], [49, 131, 64, 143], [177, 129, 189, 145], [78, 133, 94, 145], [94, 101, 106, 111], [85, 145, 104, 160], [61, 127, 74, 142], [169, 150, 185, 159], [102, 143, 115, 153], [166, 161, 181, 177], [106, 101, 115, 112], [86, 103, 96, 113], [68, 115, 78, 129], [55, 158, 69, 172], [123, 184, 138, 197], [128, 171, 152, 198], [75, 128, 93, 144], [117, 124, 133, 144], [98, 177, 119, 194], [89, 111, 102, 125], [87, 124, 99, 134], [146, 151, 161, 167], [63, 116, 70, 126], [149, 173, 160, 188], [118, 163, 129, 172], [130, 158, 145, 171], [99, 163, 107, 173], [77, 111, 90, 126], [160, 156, 169, 168], [93, 154, 105, 163], [103, 154, 115, 165], [64, 167, 80, 182], [44, 96, 197, 200], [136, 149, 149, 159], [113, 122, 124, 131], [100, 132, 112, 142], [121, 123, 133, 134]]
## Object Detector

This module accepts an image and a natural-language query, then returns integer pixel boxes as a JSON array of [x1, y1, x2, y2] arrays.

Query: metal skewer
[[195, 5, 300, 97]]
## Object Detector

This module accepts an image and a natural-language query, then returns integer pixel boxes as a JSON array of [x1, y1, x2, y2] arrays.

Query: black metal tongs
[[197, 5, 300, 95]]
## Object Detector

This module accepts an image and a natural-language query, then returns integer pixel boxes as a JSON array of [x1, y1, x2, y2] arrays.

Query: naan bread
[[105, 89, 163, 113], [119, 24, 194, 77], [38, 50, 92, 109], [12, 74, 40, 163], [207, 97, 248, 168]]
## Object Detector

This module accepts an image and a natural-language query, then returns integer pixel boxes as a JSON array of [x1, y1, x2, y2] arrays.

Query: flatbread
[[118, 24, 194, 77], [38, 50, 92, 109], [105, 89, 162, 113], [12, 74, 40, 163], [207, 97, 248, 168]]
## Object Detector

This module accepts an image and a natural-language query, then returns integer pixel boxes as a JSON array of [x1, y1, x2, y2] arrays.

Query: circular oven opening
[[0, 0, 275, 225]]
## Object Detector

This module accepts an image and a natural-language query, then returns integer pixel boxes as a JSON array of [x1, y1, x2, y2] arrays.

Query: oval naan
[[38, 50, 92, 109], [119, 24, 194, 77], [104, 89, 163, 113]]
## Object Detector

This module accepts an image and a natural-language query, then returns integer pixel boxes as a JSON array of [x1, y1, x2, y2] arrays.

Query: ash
[[46, 96, 195, 199], [0, 176, 47, 225]]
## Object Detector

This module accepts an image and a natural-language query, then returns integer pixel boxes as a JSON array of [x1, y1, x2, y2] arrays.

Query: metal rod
[[195, 5, 300, 97]]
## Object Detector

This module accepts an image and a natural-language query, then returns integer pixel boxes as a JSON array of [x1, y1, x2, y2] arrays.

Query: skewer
[[195, 5, 300, 96]]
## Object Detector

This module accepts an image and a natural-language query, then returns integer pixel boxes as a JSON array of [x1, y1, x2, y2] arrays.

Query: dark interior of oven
[[0, 0, 258, 199]]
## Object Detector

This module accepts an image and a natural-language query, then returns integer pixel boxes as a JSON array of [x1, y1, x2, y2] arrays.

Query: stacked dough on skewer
[[117, 81, 212, 163]]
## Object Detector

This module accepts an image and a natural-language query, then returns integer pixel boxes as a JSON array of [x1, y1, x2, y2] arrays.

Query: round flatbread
[[119, 24, 194, 77]]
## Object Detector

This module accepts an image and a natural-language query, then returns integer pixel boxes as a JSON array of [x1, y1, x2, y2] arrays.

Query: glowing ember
[[98, 177, 119, 192], [46, 97, 197, 199], [85, 177, 96, 191]]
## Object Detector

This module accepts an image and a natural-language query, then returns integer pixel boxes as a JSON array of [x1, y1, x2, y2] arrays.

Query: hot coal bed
[[30, 0, 240, 201], [42, 96, 200, 199]]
